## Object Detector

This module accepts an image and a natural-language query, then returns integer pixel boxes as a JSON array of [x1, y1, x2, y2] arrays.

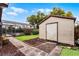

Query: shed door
[[46, 23, 58, 41]]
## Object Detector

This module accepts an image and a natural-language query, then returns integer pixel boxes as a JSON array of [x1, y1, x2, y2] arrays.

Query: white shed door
[[46, 23, 57, 41]]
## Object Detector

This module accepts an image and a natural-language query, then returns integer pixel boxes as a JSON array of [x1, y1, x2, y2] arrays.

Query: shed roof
[[39, 15, 76, 24]]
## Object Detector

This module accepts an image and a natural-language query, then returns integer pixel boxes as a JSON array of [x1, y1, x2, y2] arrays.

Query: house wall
[[39, 17, 74, 45]]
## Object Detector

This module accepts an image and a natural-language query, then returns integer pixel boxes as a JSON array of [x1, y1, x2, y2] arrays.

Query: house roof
[[2, 20, 30, 26], [39, 15, 76, 25]]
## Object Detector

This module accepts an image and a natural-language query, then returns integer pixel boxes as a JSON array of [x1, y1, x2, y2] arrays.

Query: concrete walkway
[[8, 37, 48, 56], [8, 37, 62, 56]]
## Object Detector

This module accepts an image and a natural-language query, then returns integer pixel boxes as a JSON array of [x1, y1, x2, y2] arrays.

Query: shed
[[39, 15, 76, 45]]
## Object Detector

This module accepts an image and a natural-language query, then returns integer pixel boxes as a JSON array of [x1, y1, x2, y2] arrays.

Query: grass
[[16, 34, 79, 56], [16, 35, 38, 41], [61, 46, 79, 56]]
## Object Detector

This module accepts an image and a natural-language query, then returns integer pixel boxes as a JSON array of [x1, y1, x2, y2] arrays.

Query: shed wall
[[39, 17, 74, 45]]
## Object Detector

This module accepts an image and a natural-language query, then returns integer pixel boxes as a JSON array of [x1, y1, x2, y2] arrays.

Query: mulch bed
[[0, 41, 24, 56], [24, 38, 48, 47], [24, 38, 57, 53]]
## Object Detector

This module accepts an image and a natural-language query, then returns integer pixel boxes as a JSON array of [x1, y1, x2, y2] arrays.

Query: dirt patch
[[24, 38, 47, 47], [24, 38, 57, 53], [0, 41, 24, 56]]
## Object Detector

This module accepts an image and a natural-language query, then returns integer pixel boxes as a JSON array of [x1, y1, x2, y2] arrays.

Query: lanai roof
[[2, 20, 29, 25]]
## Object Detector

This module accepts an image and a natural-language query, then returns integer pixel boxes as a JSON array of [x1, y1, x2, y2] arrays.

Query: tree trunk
[[36, 24, 39, 29]]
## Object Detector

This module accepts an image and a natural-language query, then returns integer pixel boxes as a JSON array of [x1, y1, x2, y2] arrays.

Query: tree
[[27, 7, 74, 29], [27, 11, 45, 29], [65, 11, 73, 17], [50, 7, 65, 16], [27, 15, 37, 28], [36, 11, 45, 28], [50, 7, 73, 17]]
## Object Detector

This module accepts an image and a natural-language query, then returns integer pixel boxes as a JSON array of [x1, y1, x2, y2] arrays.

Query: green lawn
[[16, 34, 79, 56], [16, 35, 38, 41], [61, 46, 79, 56]]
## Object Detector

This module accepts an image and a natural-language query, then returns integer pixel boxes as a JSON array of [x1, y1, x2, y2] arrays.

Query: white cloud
[[5, 6, 28, 16], [6, 12, 17, 16], [10, 7, 28, 13], [32, 10, 35, 13], [45, 9, 52, 13], [37, 9, 44, 12], [32, 8, 52, 14]]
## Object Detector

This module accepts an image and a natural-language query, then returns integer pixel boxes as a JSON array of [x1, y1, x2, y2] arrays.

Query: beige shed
[[39, 15, 76, 45]]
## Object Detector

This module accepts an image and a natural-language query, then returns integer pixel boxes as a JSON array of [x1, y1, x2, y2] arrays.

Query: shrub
[[75, 25, 79, 40], [75, 25, 79, 45], [15, 28, 24, 33], [32, 29, 39, 35], [23, 28, 32, 35]]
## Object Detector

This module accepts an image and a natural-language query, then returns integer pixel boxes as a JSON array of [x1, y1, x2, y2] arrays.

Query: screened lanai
[[2, 20, 31, 36]]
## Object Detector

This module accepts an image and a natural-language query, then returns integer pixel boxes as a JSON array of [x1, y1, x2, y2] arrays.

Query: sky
[[2, 3, 79, 23]]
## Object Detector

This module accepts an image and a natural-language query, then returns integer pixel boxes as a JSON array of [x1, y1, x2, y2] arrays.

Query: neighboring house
[[2, 20, 31, 29], [39, 15, 76, 45], [1, 20, 32, 35]]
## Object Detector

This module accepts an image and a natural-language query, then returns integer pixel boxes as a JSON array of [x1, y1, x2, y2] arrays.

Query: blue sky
[[2, 3, 79, 23]]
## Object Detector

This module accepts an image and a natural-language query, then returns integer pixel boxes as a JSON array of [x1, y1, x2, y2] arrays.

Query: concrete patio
[[6, 37, 62, 56]]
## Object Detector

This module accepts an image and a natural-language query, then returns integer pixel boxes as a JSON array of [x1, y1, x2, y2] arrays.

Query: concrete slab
[[8, 37, 48, 56], [48, 46, 62, 56], [8, 37, 62, 56], [36, 42, 56, 53]]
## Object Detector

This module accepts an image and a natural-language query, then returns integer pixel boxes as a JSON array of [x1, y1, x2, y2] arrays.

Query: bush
[[32, 29, 39, 35], [23, 28, 32, 35], [75, 25, 79, 40], [15, 28, 24, 33]]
